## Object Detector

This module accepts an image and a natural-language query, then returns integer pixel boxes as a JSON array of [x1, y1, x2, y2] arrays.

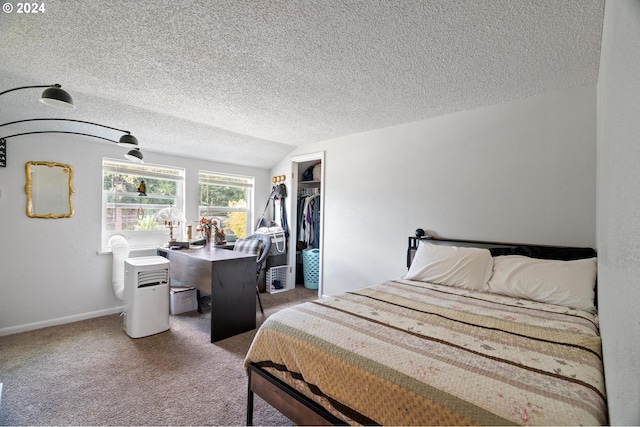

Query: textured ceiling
[[0, 0, 604, 168]]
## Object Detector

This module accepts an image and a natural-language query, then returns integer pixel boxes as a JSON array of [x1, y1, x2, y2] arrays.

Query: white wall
[[275, 85, 597, 297], [597, 1, 640, 424], [0, 134, 271, 335]]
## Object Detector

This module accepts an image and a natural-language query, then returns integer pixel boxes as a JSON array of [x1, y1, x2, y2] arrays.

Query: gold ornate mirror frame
[[25, 161, 75, 218]]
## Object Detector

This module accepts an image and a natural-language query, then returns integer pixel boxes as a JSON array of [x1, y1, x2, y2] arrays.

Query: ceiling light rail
[[0, 118, 140, 147], [0, 132, 144, 164]]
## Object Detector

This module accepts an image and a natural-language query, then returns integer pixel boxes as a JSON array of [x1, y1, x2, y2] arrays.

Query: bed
[[244, 237, 607, 425]]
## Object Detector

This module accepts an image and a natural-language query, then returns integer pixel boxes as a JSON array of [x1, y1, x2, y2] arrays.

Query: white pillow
[[488, 255, 597, 311], [405, 243, 493, 291]]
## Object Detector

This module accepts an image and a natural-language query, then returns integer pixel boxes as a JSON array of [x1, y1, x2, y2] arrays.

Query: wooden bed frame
[[246, 236, 597, 426], [246, 363, 347, 426]]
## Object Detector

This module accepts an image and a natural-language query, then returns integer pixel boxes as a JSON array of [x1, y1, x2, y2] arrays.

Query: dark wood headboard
[[407, 236, 597, 268]]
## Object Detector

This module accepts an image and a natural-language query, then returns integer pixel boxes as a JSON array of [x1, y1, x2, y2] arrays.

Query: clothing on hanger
[[297, 188, 320, 248]]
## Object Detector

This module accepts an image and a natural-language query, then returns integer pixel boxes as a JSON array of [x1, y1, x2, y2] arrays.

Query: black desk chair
[[233, 233, 271, 314]]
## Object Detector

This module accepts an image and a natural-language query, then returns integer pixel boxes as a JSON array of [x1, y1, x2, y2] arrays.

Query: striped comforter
[[244, 279, 607, 425]]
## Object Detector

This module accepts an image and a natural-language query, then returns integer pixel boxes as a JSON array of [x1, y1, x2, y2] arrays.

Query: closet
[[292, 156, 323, 292]]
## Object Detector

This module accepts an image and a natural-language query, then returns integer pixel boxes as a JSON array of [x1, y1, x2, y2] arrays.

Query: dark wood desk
[[157, 246, 256, 342]]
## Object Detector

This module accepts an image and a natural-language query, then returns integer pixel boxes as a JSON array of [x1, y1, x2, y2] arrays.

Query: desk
[[157, 246, 256, 342]]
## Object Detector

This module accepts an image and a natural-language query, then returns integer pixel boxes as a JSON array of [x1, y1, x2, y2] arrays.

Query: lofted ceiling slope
[[0, 0, 604, 168]]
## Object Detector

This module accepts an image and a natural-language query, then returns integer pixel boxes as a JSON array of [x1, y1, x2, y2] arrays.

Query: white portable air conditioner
[[123, 256, 170, 338]]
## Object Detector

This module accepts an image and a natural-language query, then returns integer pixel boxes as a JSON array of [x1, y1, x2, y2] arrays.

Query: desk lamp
[[156, 204, 186, 243]]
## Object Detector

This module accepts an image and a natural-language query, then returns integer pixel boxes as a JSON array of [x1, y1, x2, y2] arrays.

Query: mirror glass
[[25, 161, 74, 218]]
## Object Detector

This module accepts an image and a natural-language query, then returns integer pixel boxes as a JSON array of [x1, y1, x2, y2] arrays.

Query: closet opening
[[289, 152, 324, 297]]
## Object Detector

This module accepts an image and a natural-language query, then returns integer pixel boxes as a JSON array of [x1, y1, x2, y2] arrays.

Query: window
[[198, 171, 253, 239], [102, 159, 185, 250]]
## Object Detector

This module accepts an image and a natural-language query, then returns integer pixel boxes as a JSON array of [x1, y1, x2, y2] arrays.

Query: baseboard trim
[[0, 306, 125, 337]]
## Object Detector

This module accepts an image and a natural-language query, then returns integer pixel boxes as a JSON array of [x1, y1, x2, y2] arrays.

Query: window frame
[[198, 170, 254, 239], [101, 158, 185, 251]]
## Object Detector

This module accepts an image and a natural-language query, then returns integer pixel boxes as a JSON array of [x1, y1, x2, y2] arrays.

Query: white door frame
[[289, 152, 325, 297]]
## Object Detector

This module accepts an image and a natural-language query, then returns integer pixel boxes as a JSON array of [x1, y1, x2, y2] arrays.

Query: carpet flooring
[[0, 285, 319, 426]]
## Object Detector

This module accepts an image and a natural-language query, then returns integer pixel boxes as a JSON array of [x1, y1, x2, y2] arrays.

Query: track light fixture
[[125, 148, 144, 162], [0, 132, 144, 164], [0, 84, 74, 109], [1, 85, 145, 167], [118, 133, 139, 148], [0, 118, 140, 148]]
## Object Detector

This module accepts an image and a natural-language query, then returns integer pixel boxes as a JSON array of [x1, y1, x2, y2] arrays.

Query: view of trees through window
[[199, 172, 252, 239], [101, 161, 252, 249], [103, 160, 184, 236]]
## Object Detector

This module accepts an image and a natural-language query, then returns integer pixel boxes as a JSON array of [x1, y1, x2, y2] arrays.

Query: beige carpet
[[0, 285, 319, 426]]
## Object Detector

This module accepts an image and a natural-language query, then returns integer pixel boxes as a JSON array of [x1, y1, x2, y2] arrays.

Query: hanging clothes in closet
[[297, 188, 320, 249]]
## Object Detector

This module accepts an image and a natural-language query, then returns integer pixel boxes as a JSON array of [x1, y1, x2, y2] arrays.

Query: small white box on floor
[[170, 287, 197, 315]]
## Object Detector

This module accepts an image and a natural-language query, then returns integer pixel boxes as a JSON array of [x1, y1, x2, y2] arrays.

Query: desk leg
[[209, 257, 256, 342]]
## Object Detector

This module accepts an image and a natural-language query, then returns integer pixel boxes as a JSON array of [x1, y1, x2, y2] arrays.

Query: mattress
[[244, 278, 607, 425]]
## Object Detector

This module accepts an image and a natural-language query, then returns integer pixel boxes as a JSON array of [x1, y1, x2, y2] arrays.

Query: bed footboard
[[246, 363, 347, 426]]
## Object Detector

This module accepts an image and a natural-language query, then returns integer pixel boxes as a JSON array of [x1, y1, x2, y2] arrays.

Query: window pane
[[105, 199, 179, 232], [102, 159, 185, 250], [198, 208, 247, 239], [199, 172, 252, 239]]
